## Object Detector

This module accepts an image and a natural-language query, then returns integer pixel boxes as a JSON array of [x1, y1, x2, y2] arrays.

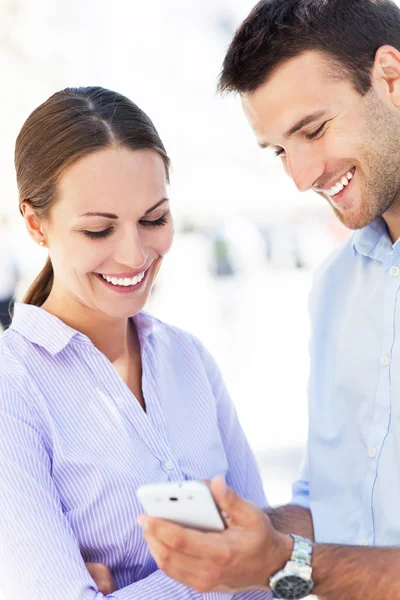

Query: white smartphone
[[137, 481, 227, 532]]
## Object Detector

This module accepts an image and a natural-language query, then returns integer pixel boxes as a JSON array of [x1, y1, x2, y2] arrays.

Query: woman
[[0, 87, 270, 599]]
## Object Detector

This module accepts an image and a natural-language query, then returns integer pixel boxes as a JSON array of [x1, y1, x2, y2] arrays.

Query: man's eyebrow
[[257, 109, 329, 149], [285, 109, 329, 138], [79, 198, 169, 219]]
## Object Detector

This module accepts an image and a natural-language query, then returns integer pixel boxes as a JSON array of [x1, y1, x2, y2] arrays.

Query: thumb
[[210, 476, 259, 527]]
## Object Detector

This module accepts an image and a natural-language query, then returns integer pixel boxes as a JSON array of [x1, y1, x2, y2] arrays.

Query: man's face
[[241, 50, 400, 230]]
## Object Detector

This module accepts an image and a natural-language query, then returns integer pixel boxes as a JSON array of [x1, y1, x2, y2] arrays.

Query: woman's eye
[[139, 215, 168, 227], [306, 122, 327, 140], [83, 227, 114, 239], [274, 148, 286, 158], [82, 214, 168, 239]]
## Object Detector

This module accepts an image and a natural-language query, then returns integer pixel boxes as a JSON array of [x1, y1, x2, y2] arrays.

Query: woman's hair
[[218, 0, 400, 96], [16, 86, 171, 307]]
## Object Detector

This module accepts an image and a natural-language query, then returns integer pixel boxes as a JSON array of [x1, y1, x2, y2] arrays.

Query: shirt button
[[163, 459, 175, 471], [368, 447, 377, 458], [360, 539, 369, 546], [380, 355, 391, 367], [390, 266, 400, 277]]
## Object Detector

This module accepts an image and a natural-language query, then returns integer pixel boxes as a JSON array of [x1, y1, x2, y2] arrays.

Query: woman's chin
[[100, 302, 147, 320]]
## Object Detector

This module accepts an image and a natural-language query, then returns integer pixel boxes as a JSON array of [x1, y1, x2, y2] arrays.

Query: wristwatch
[[269, 534, 314, 600]]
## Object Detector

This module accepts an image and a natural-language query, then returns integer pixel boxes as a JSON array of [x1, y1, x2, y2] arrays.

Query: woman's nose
[[113, 230, 147, 270]]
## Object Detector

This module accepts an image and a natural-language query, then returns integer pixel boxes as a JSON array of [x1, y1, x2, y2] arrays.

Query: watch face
[[273, 575, 314, 600]]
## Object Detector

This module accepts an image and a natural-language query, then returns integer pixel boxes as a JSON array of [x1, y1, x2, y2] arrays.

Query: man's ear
[[372, 45, 400, 108], [20, 201, 47, 247]]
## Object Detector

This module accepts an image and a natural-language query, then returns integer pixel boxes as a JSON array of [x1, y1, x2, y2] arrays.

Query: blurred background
[[0, 0, 351, 506]]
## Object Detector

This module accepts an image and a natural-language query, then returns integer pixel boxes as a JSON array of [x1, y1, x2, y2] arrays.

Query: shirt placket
[[85, 339, 184, 483], [140, 339, 183, 482], [360, 252, 400, 546]]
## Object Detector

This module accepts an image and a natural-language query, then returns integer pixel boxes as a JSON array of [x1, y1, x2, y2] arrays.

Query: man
[[136, 1, 400, 599]]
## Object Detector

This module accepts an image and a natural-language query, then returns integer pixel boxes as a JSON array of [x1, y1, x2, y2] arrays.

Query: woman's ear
[[20, 201, 47, 247]]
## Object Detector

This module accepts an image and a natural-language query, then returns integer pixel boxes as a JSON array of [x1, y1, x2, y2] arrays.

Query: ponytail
[[23, 257, 54, 307]]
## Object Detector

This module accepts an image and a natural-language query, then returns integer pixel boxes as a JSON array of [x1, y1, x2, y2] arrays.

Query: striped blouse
[[0, 302, 272, 600]]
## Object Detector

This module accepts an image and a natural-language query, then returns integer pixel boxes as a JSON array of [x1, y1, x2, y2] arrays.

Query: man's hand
[[85, 562, 117, 595], [137, 476, 293, 594]]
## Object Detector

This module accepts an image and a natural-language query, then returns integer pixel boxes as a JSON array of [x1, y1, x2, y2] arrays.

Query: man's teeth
[[327, 170, 354, 197], [101, 272, 145, 286]]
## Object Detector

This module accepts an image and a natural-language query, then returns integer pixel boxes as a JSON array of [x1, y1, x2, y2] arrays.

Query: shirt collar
[[133, 311, 156, 347], [11, 303, 155, 356], [351, 218, 395, 262]]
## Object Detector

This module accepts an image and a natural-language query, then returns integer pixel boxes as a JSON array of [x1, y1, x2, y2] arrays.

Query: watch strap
[[289, 534, 313, 567]]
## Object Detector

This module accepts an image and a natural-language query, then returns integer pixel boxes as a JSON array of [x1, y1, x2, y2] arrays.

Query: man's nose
[[285, 150, 325, 193]]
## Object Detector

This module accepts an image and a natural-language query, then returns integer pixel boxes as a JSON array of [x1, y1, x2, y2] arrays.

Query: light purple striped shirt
[[0, 302, 272, 600]]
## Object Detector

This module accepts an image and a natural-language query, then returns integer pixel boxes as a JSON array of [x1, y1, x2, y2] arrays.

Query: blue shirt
[[0, 303, 271, 600], [292, 217, 400, 547]]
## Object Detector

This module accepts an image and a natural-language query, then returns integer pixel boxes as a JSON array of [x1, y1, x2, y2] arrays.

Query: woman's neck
[[40, 292, 140, 363]]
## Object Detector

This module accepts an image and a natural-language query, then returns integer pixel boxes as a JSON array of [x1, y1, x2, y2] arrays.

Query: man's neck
[[383, 199, 400, 244]]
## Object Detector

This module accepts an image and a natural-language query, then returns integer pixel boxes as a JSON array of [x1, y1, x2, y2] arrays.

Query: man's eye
[[83, 227, 113, 239], [306, 122, 327, 140]]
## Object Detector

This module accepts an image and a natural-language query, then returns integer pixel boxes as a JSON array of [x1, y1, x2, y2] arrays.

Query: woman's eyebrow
[[79, 198, 169, 220], [80, 211, 119, 219], [144, 198, 169, 215]]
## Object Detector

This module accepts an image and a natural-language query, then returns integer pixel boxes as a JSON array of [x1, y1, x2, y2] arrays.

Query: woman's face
[[42, 146, 173, 319]]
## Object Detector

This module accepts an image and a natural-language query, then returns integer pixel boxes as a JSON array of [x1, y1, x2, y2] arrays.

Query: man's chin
[[331, 204, 377, 231]]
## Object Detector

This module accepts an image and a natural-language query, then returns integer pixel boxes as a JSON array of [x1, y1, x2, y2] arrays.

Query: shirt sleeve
[[192, 339, 269, 511], [115, 573, 273, 600], [290, 453, 310, 510], [0, 372, 239, 600], [289, 278, 316, 512], [190, 341, 273, 600]]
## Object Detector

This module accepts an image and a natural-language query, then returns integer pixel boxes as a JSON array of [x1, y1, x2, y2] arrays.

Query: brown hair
[[16, 86, 171, 307], [218, 0, 400, 96]]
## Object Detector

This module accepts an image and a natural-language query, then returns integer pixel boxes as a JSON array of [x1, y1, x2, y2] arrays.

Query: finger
[[210, 476, 259, 526], [139, 516, 228, 561], [86, 562, 109, 578], [85, 562, 117, 594], [146, 536, 224, 594]]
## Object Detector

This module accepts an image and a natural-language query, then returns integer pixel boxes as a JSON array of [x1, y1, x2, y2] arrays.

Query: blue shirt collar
[[351, 218, 400, 262], [10, 303, 155, 356]]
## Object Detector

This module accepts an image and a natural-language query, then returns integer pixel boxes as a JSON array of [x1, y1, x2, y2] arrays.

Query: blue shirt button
[[380, 355, 391, 367]]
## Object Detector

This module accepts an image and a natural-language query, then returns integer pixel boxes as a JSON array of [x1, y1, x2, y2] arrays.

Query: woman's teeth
[[327, 169, 355, 197], [101, 272, 145, 287]]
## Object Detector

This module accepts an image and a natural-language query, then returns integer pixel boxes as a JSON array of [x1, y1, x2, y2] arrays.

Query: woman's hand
[[85, 562, 117, 595]]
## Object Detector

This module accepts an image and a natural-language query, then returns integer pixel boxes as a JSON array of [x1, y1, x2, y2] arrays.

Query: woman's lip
[[94, 270, 148, 293], [96, 269, 148, 278]]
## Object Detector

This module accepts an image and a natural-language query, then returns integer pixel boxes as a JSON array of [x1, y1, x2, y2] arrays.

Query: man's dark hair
[[218, 0, 400, 96]]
